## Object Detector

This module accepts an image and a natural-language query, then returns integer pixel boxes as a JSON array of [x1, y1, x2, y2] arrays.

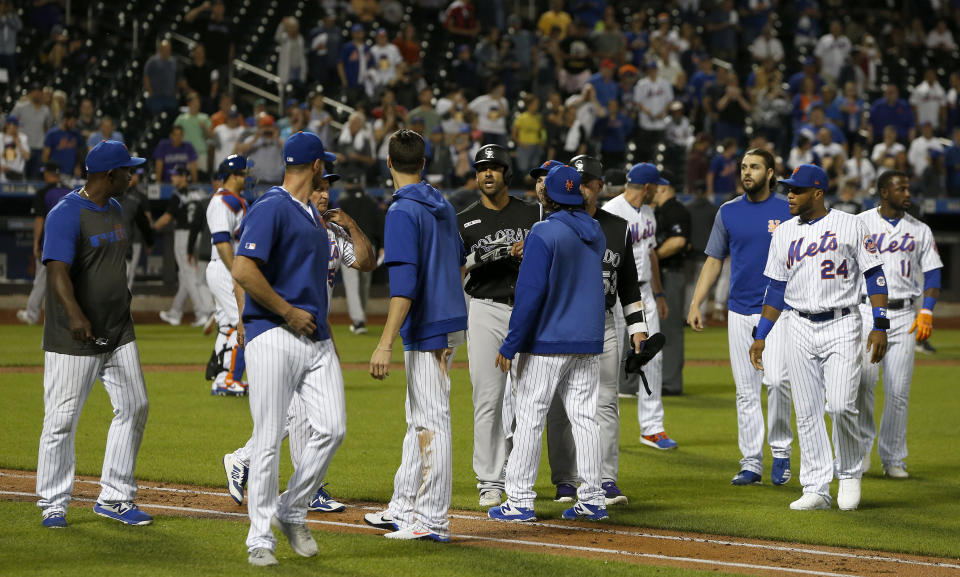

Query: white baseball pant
[[341, 265, 371, 326], [36, 341, 149, 515], [616, 288, 664, 435], [385, 341, 459, 539], [206, 260, 243, 387], [245, 328, 346, 552], [506, 353, 604, 509], [126, 242, 142, 290], [168, 229, 213, 319], [788, 313, 863, 499], [728, 310, 793, 474]]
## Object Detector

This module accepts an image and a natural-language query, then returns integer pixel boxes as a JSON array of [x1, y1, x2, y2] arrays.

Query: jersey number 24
[[820, 259, 849, 279]]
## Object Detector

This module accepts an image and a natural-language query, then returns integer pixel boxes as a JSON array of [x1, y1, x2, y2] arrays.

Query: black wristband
[[873, 317, 890, 330]]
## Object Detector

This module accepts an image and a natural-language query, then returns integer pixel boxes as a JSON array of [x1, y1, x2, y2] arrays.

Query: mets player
[[852, 170, 942, 479], [364, 130, 468, 542], [749, 164, 888, 511], [232, 131, 344, 566], [457, 144, 540, 508], [488, 164, 608, 523], [687, 147, 795, 486], [603, 163, 677, 450], [545, 155, 648, 506], [205, 154, 250, 397], [36, 140, 152, 528]]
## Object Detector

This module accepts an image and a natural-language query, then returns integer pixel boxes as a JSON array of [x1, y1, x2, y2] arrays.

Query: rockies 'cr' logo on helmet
[[485, 148, 495, 159]]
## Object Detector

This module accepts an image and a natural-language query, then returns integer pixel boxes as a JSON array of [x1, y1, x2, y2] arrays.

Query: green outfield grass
[[1, 324, 959, 575]]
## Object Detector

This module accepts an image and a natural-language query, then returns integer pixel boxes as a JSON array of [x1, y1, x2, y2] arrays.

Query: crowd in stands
[[3, 0, 960, 204]]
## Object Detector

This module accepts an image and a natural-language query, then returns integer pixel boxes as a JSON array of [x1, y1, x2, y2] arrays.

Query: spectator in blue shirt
[[870, 84, 916, 143], [707, 138, 739, 196], [594, 99, 633, 168], [42, 107, 83, 177], [797, 105, 846, 146], [588, 59, 619, 106], [834, 80, 865, 141], [337, 24, 372, 100], [787, 56, 824, 95]]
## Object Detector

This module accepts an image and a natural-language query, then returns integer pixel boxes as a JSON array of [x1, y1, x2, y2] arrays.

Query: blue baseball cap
[[283, 131, 336, 165], [86, 140, 146, 173], [627, 163, 669, 185], [217, 154, 253, 179], [544, 164, 583, 205], [779, 164, 828, 190], [529, 159, 564, 178], [324, 172, 340, 184]]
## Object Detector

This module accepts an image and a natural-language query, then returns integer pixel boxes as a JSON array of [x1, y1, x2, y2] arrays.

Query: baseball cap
[[376, 27, 387, 36], [570, 155, 603, 181], [217, 154, 253, 178], [351, 23, 364, 33], [324, 170, 341, 184], [283, 131, 336, 165], [778, 164, 828, 190], [618, 64, 639, 77], [544, 164, 583, 205], [529, 159, 564, 178], [85, 140, 146, 173], [600, 58, 616, 69], [5, 114, 18, 126], [627, 163, 669, 185]]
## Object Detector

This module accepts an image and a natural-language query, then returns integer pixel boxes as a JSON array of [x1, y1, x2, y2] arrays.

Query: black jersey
[[457, 196, 541, 301], [596, 209, 643, 311]]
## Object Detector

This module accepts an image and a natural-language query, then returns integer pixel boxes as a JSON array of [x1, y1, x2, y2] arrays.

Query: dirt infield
[[1, 470, 957, 577]]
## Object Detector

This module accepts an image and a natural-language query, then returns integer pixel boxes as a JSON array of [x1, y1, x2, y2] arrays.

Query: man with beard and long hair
[[456, 144, 540, 508], [687, 148, 795, 487]]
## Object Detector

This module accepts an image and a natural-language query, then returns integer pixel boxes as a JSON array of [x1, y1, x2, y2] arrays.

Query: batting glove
[[909, 309, 933, 342]]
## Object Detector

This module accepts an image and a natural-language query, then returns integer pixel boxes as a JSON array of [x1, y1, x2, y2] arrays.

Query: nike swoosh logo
[[412, 531, 432, 537]]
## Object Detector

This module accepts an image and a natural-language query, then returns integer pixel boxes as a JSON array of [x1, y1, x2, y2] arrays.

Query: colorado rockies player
[[603, 163, 677, 450], [687, 148, 794, 486], [37, 140, 152, 528], [457, 144, 540, 507], [546, 155, 648, 506], [205, 155, 250, 397], [750, 164, 888, 511], [489, 164, 607, 523], [853, 170, 942, 479], [232, 132, 345, 566], [365, 130, 467, 542]]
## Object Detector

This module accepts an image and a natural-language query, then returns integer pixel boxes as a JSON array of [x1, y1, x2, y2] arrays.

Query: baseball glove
[[624, 332, 666, 396]]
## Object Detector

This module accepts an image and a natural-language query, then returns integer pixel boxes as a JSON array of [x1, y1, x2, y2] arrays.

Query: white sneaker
[[384, 522, 449, 542], [270, 516, 317, 557], [478, 489, 502, 507], [837, 479, 861, 510], [248, 547, 278, 566], [16, 309, 37, 325], [159, 310, 181, 326], [789, 493, 831, 510], [363, 510, 399, 531], [884, 464, 909, 479]]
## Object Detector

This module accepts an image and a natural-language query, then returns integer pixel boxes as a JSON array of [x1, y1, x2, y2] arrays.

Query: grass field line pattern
[[3, 470, 959, 577]]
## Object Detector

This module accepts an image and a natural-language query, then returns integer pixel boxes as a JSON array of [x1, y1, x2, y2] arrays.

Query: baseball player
[[457, 144, 540, 508], [488, 163, 608, 523], [36, 140, 152, 528], [232, 131, 345, 566], [205, 155, 250, 397], [545, 155, 648, 506], [687, 148, 795, 486], [852, 170, 942, 479], [364, 129, 468, 542], [750, 164, 889, 511], [603, 163, 677, 450], [155, 165, 214, 327], [120, 169, 154, 291]]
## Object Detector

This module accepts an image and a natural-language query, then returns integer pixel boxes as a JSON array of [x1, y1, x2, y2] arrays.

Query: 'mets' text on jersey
[[764, 209, 883, 312], [457, 196, 540, 300], [857, 208, 943, 299]]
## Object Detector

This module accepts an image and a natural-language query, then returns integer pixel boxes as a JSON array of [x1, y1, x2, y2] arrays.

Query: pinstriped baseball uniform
[[705, 194, 794, 475], [36, 191, 149, 519], [764, 209, 883, 499], [206, 187, 248, 390], [852, 209, 942, 470], [603, 195, 666, 435]]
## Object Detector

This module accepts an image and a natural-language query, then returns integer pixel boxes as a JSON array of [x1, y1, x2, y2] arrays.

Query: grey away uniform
[[458, 196, 540, 494], [546, 209, 645, 489]]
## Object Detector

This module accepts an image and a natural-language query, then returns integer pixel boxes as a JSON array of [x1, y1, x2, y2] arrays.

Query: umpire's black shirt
[[654, 196, 692, 271]]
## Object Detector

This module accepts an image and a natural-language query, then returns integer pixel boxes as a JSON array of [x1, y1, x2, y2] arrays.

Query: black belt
[[797, 307, 851, 322], [860, 296, 911, 310], [490, 296, 514, 307]]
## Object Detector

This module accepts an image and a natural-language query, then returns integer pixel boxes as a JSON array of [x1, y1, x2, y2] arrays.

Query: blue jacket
[[384, 181, 467, 345], [500, 209, 605, 357]]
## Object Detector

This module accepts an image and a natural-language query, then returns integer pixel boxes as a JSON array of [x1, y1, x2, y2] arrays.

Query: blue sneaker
[[94, 502, 153, 526], [562, 502, 609, 521], [488, 501, 536, 522], [602, 481, 628, 506], [308, 483, 346, 513], [554, 482, 576, 503], [731, 470, 762, 485], [771, 457, 792, 485], [223, 453, 248, 505], [41, 513, 67, 529], [640, 432, 678, 450]]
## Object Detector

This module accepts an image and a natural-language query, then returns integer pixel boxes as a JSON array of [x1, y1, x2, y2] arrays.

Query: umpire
[[653, 173, 691, 395], [336, 177, 385, 334], [457, 144, 540, 508]]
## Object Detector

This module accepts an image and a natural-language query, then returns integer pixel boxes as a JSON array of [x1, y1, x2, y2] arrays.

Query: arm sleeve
[[923, 268, 941, 291], [187, 212, 202, 256], [499, 232, 551, 358], [383, 209, 418, 266], [235, 200, 278, 263], [704, 207, 729, 259], [41, 201, 80, 265], [864, 264, 888, 296], [762, 277, 787, 310], [134, 203, 154, 246], [616, 228, 644, 318]]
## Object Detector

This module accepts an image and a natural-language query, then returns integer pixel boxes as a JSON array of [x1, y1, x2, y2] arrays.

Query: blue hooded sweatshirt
[[499, 209, 605, 357], [383, 181, 468, 348]]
